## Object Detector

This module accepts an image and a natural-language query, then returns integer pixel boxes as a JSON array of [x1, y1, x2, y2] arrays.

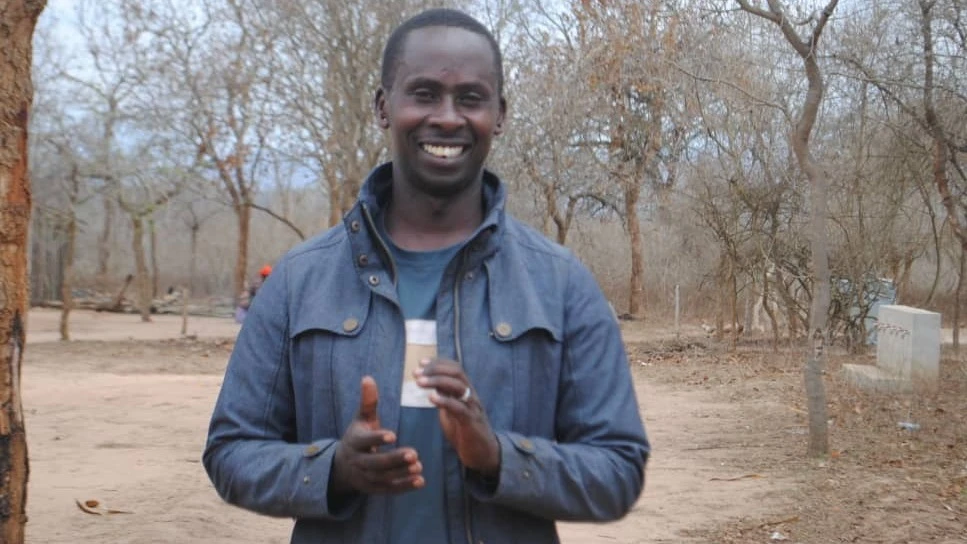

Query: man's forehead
[[399, 26, 494, 64]]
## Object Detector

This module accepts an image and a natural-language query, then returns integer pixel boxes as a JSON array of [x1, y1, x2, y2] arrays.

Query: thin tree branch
[[249, 202, 306, 240]]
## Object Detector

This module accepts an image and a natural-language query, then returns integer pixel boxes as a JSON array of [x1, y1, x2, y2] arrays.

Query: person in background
[[234, 264, 271, 324], [205, 8, 649, 543]]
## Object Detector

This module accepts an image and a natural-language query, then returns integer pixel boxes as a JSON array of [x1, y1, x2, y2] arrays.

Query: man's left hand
[[415, 358, 500, 476]]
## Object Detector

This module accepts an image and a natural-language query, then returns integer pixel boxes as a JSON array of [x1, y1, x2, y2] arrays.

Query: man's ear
[[494, 96, 507, 136], [374, 88, 390, 129]]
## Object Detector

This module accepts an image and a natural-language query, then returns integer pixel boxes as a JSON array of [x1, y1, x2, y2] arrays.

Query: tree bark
[[59, 215, 76, 341], [97, 193, 114, 285], [131, 216, 152, 322], [189, 224, 199, 296], [792, 14, 835, 460], [325, 170, 342, 228], [0, 2, 45, 541], [954, 243, 965, 351], [234, 203, 251, 304], [625, 181, 645, 318], [149, 218, 160, 298], [737, 0, 839, 457]]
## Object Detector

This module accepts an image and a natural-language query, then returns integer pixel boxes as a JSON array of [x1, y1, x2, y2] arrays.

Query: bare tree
[[260, 0, 439, 228], [835, 0, 966, 345], [31, 83, 96, 339], [0, 2, 46, 541], [500, 7, 606, 244], [736, 0, 839, 457], [573, 0, 696, 319], [128, 0, 279, 302], [55, 162, 89, 339]]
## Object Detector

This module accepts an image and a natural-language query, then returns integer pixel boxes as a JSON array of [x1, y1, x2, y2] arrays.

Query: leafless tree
[[572, 0, 697, 319], [736, 0, 839, 457]]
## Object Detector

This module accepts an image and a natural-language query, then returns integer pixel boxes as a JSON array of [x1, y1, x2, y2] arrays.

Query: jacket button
[[522, 470, 531, 479], [349, 220, 361, 233], [464, 271, 474, 281], [495, 322, 512, 338], [343, 318, 359, 332], [303, 476, 311, 484], [357, 254, 369, 266], [368, 275, 380, 286]]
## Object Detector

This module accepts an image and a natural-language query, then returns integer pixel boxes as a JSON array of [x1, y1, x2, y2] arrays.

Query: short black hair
[[380, 8, 504, 96]]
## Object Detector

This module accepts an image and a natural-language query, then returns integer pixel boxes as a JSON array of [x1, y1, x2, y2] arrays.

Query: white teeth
[[421, 144, 464, 158]]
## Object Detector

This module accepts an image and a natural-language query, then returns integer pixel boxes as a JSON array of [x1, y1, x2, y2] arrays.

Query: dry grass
[[626, 327, 967, 543]]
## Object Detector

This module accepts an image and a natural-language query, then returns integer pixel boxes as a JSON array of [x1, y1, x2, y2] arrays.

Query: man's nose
[[429, 97, 464, 131]]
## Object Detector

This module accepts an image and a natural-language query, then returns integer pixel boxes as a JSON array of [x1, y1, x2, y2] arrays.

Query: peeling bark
[[0, 1, 46, 541]]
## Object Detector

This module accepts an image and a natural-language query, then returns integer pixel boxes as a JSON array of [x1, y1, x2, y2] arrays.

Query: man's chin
[[416, 172, 480, 199]]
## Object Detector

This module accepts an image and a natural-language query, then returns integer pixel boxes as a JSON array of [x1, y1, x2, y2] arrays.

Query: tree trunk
[[181, 287, 190, 336], [762, 276, 781, 352], [954, 243, 965, 351], [149, 218, 160, 298], [131, 216, 152, 322], [797, 54, 832, 460], [189, 224, 199, 295], [0, 2, 45, 541], [729, 262, 740, 348], [325, 170, 342, 228], [737, 0, 839, 457], [234, 203, 251, 304], [59, 215, 76, 341], [624, 181, 645, 319], [715, 255, 726, 342], [97, 193, 114, 284]]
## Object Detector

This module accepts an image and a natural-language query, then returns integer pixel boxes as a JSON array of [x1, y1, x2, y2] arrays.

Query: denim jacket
[[203, 164, 650, 544]]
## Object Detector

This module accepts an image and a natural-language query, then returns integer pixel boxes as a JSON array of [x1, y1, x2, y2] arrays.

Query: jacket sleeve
[[203, 259, 363, 520], [467, 257, 649, 521]]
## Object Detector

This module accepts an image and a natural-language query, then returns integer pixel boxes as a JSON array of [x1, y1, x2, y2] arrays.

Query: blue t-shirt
[[381, 221, 464, 544]]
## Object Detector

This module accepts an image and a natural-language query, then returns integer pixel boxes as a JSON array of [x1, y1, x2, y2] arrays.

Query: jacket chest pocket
[[289, 304, 379, 443], [466, 320, 562, 438]]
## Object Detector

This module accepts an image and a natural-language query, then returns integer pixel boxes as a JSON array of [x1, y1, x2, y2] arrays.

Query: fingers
[[416, 360, 472, 403], [333, 377, 427, 495], [342, 425, 396, 453], [352, 447, 418, 473], [428, 390, 475, 419], [343, 447, 425, 494], [358, 376, 379, 423]]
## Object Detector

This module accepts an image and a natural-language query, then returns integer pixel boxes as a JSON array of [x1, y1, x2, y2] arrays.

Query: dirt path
[[26, 308, 240, 344], [23, 310, 792, 543]]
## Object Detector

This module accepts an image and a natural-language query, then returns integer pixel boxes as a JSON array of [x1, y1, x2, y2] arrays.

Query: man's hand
[[415, 359, 501, 476], [330, 376, 424, 496]]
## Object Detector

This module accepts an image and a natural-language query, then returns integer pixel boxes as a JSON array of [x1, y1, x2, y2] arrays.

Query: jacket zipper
[[453, 249, 475, 544], [360, 203, 398, 286], [365, 203, 477, 542], [361, 202, 402, 543]]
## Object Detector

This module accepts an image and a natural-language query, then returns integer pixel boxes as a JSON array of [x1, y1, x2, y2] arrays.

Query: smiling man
[[203, 8, 649, 544]]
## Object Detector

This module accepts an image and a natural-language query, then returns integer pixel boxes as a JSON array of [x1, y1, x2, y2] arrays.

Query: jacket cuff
[[294, 439, 364, 520], [465, 431, 540, 503]]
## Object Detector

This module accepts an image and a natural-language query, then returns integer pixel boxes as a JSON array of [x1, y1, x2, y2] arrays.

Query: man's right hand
[[330, 376, 424, 496]]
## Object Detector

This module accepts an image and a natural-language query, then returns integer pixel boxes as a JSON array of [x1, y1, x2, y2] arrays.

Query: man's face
[[376, 26, 506, 199]]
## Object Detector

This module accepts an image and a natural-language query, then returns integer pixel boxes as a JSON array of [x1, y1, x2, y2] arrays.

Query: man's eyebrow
[[403, 77, 443, 89], [403, 77, 493, 93]]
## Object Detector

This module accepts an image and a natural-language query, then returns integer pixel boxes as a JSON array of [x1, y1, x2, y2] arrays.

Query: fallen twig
[[709, 473, 764, 482]]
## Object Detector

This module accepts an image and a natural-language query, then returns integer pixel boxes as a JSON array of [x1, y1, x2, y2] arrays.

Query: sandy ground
[[23, 309, 794, 543], [25, 308, 242, 344]]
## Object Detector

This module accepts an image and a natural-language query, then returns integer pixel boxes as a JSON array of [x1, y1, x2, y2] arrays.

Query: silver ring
[[459, 386, 472, 403]]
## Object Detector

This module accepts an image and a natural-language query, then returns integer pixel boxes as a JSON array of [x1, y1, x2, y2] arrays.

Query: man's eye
[[460, 94, 483, 105], [413, 90, 436, 101]]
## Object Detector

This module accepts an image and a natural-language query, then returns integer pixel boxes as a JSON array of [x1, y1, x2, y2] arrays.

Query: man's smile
[[420, 143, 469, 160]]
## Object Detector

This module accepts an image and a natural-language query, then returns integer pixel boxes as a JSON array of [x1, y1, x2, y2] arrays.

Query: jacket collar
[[351, 162, 507, 266]]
